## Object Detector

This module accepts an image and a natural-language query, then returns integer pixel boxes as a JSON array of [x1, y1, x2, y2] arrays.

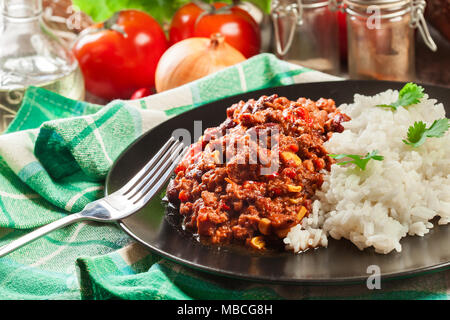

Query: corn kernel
[[287, 184, 302, 193], [250, 236, 266, 250], [258, 218, 272, 235], [281, 152, 302, 166], [297, 206, 307, 221]]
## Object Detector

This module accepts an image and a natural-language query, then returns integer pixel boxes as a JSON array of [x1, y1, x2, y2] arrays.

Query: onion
[[155, 33, 246, 92]]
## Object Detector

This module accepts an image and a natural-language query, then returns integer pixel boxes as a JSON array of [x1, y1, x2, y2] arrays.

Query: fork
[[0, 137, 188, 258]]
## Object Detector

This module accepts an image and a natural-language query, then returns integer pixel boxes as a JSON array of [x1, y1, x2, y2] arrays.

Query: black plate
[[106, 80, 450, 284]]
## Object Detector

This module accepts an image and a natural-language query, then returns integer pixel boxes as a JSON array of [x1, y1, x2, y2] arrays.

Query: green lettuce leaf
[[72, 0, 272, 25]]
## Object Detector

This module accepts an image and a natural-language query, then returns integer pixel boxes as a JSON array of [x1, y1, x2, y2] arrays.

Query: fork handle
[[0, 213, 85, 258]]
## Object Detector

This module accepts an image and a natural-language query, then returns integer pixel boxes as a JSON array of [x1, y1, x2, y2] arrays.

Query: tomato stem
[[193, 1, 234, 27], [192, 0, 214, 12], [103, 11, 128, 38], [214, 5, 234, 15]]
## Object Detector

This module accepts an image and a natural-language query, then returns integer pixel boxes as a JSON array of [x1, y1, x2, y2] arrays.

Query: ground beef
[[166, 95, 350, 250]]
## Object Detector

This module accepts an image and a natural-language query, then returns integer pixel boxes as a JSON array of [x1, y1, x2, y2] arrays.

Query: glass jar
[[345, 0, 436, 81], [271, 0, 341, 75], [0, 0, 85, 133]]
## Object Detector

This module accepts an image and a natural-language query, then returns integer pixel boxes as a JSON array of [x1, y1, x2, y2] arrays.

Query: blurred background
[[0, 0, 448, 130], [44, 0, 450, 90]]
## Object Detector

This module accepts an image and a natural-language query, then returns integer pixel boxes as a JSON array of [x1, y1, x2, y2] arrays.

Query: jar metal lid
[[344, 0, 411, 11], [345, 0, 410, 4], [345, 0, 437, 52], [271, 0, 335, 10], [301, 0, 330, 8]]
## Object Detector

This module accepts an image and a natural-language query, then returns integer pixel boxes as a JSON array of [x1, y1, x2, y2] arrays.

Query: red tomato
[[266, 171, 279, 180], [130, 88, 153, 100], [178, 190, 189, 202], [73, 10, 168, 100], [283, 107, 311, 124], [284, 168, 297, 179], [194, 6, 261, 58], [288, 144, 299, 153], [169, 2, 227, 45]]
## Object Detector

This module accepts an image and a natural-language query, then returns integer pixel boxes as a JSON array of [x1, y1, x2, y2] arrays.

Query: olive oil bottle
[[0, 0, 85, 133]]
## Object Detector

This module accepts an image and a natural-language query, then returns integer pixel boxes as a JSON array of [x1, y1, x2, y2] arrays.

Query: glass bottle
[[345, 0, 436, 81], [0, 0, 84, 132], [271, 0, 341, 75]]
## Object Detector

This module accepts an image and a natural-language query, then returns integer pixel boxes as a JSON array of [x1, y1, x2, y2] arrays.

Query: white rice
[[284, 89, 450, 254]]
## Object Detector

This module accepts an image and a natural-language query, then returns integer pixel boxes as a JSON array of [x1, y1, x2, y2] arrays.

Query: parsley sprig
[[329, 150, 384, 170], [403, 118, 450, 147], [376, 83, 424, 111]]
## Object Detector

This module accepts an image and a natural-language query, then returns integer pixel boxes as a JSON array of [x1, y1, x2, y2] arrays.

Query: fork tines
[[120, 137, 188, 205]]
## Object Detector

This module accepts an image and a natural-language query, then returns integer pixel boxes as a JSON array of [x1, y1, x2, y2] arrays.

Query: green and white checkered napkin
[[0, 54, 448, 300]]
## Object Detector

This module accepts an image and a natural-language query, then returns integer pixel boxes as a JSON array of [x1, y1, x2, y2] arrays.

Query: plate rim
[[117, 220, 450, 285], [107, 79, 450, 285]]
